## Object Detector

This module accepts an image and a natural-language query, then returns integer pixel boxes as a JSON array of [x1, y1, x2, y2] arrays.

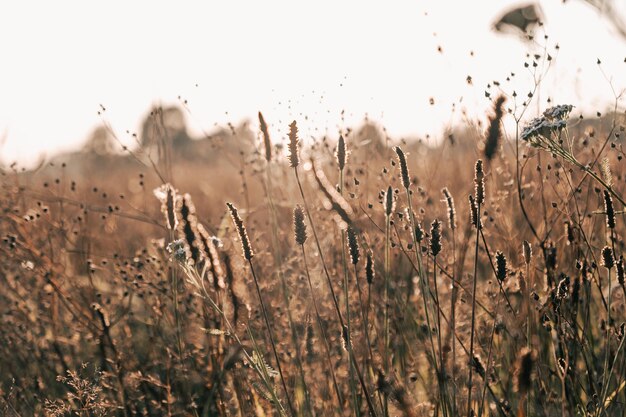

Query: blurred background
[[0, 0, 625, 166]]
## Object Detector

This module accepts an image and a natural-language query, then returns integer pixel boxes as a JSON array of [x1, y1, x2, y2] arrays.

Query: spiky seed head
[[495, 251, 507, 282], [384, 186, 395, 217], [336, 135, 347, 171], [564, 221, 575, 245], [442, 187, 456, 230], [514, 348, 535, 395], [484, 95, 506, 161], [288, 120, 299, 168], [429, 219, 442, 257], [293, 205, 308, 246], [366, 251, 375, 284], [394, 146, 411, 189], [474, 159, 485, 205], [470, 355, 485, 378], [601, 157, 613, 188], [258, 111, 272, 162], [603, 190, 616, 229], [197, 223, 225, 288], [341, 324, 352, 351], [602, 246, 614, 270], [226, 203, 254, 260], [347, 227, 360, 265], [523, 240, 532, 265], [178, 193, 201, 265], [617, 255, 625, 286], [154, 183, 178, 230], [469, 194, 480, 229], [415, 222, 424, 243]]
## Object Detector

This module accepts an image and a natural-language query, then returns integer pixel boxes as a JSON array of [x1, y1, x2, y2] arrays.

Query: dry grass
[[2, 96, 626, 417]]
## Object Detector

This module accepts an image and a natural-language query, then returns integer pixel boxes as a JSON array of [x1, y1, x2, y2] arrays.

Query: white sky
[[1, 0, 625, 166]]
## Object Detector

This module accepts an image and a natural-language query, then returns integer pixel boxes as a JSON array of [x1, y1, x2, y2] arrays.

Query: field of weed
[[2, 83, 626, 416]]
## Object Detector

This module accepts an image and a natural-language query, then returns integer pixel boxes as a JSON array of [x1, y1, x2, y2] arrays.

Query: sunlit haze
[[1, 0, 625, 166]]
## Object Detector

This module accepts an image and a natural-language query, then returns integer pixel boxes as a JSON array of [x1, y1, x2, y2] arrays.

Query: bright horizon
[[1, 0, 625, 167]]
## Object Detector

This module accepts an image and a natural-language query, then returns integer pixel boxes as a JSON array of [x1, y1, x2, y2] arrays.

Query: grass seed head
[[603, 190, 616, 229], [429, 219, 442, 257], [385, 186, 395, 217], [602, 246, 614, 270], [347, 227, 360, 265], [293, 205, 308, 246], [288, 120, 300, 168], [336, 135, 347, 171], [258, 111, 272, 162], [226, 203, 254, 261], [394, 146, 411, 189], [474, 159, 485, 205], [442, 187, 456, 230], [523, 240, 532, 265], [366, 251, 375, 284], [496, 250, 507, 282]]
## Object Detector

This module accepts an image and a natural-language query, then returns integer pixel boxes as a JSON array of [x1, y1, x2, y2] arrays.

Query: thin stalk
[[467, 200, 481, 417], [450, 230, 458, 416], [265, 166, 313, 416], [248, 260, 296, 416], [293, 167, 379, 417], [301, 245, 344, 411], [383, 211, 391, 417], [338, 166, 361, 417], [404, 187, 445, 415]]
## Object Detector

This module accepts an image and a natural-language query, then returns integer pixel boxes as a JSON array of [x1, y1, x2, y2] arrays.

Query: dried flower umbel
[[521, 104, 573, 148]]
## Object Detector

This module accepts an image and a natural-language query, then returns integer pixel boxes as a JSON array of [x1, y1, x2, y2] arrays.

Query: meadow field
[[2, 67, 626, 417]]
